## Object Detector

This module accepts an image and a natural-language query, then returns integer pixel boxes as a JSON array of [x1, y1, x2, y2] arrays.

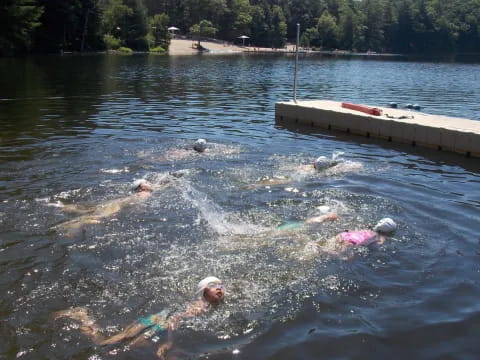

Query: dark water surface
[[0, 54, 479, 360]]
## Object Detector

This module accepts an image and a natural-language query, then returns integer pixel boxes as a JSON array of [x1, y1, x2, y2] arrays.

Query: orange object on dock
[[341, 102, 383, 116]]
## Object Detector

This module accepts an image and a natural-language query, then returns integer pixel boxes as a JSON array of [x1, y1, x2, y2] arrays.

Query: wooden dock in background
[[275, 100, 480, 158]]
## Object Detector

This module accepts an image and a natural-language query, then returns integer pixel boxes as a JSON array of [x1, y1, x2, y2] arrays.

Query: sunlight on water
[[1, 55, 479, 359], [10, 151, 408, 354]]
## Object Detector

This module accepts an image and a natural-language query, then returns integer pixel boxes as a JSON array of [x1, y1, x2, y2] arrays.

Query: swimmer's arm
[[305, 213, 339, 224], [156, 341, 172, 359], [376, 235, 386, 245], [156, 301, 206, 359], [169, 300, 207, 327], [153, 182, 174, 192], [154, 316, 176, 359], [156, 318, 178, 359], [299, 164, 315, 172]]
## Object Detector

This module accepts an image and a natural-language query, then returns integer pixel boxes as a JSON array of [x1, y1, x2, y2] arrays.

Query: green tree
[[270, 5, 287, 48], [337, 1, 357, 50], [456, 0, 480, 52], [34, 0, 102, 53], [0, 0, 44, 56], [190, 19, 216, 47], [300, 27, 319, 48], [101, 0, 133, 35], [317, 10, 338, 49], [249, 4, 267, 45], [149, 13, 170, 49], [285, 0, 325, 39], [389, 0, 416, 53], [101, 0, 148, 51], [232, 0, 253, 36], [123, 0, 149, 50], [361, 0, 385, 51]]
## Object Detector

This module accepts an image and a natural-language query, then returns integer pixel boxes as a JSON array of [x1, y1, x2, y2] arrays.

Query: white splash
[[100, 167, 129, 174], [180, 181, 266, 236]]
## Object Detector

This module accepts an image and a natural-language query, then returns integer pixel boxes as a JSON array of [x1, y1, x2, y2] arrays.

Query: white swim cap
[[197, 276, 222, 295], [313, 156, 330, 170], [132, 179, 149, 190], [317, 205, 331, 214], [193, 139, 207, 152], [373, 218, 397, 234]]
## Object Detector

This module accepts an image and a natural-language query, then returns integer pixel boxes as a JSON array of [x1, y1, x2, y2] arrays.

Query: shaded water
[[0, 54, 479, 359]]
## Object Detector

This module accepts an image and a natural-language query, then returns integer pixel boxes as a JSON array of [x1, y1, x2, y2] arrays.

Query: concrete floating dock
[[275, 100, 480, 158]]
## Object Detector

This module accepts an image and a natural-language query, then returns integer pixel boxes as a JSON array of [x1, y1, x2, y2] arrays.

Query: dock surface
[[275, 100, 480, 157]]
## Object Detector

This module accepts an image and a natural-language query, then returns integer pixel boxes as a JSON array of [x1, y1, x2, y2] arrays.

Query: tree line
[[1, 0, 479, 56]]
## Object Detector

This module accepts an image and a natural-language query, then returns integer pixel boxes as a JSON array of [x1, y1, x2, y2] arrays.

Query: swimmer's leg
[[53, 307, 104, 344], [98, 322, 147, 345], [62, 205, 93, 214], [277, 221, 304, 231], [46, 201, 93, 215], [53, 307, 147, 345], [303, 238, 343, 258], [53, 216, 101, 237]]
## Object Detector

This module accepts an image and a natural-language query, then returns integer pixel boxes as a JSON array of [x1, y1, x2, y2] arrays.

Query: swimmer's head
[[373, 218, 397, 234], [132, 179, 153, 193], [193, 139, 207, 153], [313, 156, 329, 170], [197, 276, 225, 304]]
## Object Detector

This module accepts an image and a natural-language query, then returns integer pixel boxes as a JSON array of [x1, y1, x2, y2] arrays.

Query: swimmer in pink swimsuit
[[305, 217, 397, 256], [338, 229, 377, 246]]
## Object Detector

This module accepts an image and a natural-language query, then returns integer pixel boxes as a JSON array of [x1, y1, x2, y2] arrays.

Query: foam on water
[[1, 153, 452, 360], [20, 175, 400, 346], [179, 180, 268, 236], [100, 167, 129, 174]]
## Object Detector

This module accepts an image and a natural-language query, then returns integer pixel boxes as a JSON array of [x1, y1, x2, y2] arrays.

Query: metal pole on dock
[[293, 23, 300, 103]]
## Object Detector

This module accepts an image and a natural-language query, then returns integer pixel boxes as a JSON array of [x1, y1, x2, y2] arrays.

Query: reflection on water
[[0, 54, 480, 359]]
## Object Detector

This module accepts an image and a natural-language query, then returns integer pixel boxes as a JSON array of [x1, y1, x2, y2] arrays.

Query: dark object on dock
[[405, 104, 422, 110]]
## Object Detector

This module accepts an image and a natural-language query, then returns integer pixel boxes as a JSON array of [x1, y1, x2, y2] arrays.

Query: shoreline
[[6, 39, 478, 60]]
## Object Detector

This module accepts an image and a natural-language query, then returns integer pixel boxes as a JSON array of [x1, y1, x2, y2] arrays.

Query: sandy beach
[[168, 39, 243, 55], [168, 38, 296, 55]]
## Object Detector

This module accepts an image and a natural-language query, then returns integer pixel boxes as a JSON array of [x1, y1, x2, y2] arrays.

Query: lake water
[[0, 54, 479, 360]]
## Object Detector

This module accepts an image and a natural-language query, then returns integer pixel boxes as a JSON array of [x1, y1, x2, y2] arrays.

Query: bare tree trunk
[[81, 9, 90, 53]]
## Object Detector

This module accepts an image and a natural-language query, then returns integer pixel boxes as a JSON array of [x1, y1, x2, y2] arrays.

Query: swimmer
[[246, 153, 362, 189], [49, 178, 170, 237], [277, 212, 339, 231], [139, 139, 240, 162], [305, 217, 397, 256], [193, 138, 207, 153], [243, 175, 291, 189], [53, 276, 225, 359], [295, 153, 362, 176]]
